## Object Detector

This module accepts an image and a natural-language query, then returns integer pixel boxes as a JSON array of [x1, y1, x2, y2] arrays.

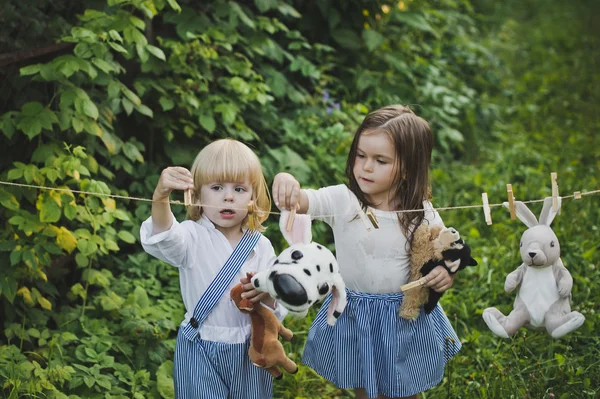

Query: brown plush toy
[[230, 274, 298, 379], [400, 224, 444, 320], [399, 224, 476, 320]]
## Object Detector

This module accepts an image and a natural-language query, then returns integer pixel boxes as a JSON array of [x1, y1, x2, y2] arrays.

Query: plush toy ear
[[279, 210, 312, 245], [326, 274, 347, 326], [539, 196, 561, 226], [503, 201, 538, 228]]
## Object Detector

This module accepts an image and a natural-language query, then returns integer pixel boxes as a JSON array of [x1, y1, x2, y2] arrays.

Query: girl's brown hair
[[345, 105, 433, 246], [187, 139, 270, 232]]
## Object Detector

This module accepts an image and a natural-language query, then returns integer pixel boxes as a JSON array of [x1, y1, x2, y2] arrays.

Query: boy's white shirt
[[305, 184, 443, 294], [140, 213, 287, 344]]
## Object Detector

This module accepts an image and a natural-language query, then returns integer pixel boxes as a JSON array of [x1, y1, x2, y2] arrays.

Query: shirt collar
[[198, 215, 257, 253]]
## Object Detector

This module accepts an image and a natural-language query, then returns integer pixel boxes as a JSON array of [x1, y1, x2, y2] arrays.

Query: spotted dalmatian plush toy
[[251, 211, 347, 326]]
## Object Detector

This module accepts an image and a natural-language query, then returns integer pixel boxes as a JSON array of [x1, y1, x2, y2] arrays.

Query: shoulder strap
[[181, 229, 262, 341]]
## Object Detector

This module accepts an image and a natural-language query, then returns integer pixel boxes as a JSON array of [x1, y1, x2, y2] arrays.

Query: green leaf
[[146, 45, 166, 61], [64, 202, 77, 220], [123, 142, 144, 163], [72, 118, 84, 133], [57, 227, 77, 253], [133, 286, 150, 307], [7, 168, 22, 180], [255, 0, 277, 13], [100, 130, 119, 154], [199, 114, 216, 133], [230, 2, 256, 29], [159, 97, 175, 111], [84, 120, 102, 136], [157, 361, 175, 399], [166, 0, 182, 12], [277, 4, 301, 18], [21, 102, 44, 116], [136, 43, 149, 63], [129, 16, 146, 30], [109, 30, 123, 43], [362, 29, 384, 52], [122, 98, 134, 115], [1, 116, 15, 139], [0, 191, 20, 211], [1, 277, 18, 303], [75, 253, 89, 267], [109, 42, 128, 54], [122, 86, 142, 106], [20, 64, 41, 76], [18, 117, 42, 139], [39, 196, 62, 223], [82, 99, 99, 120], [214, 103, 238, 126], [136, 104, 154, 118], [118, 230, 136, 244], [92, 58, 115, 74], [332, 29, 362, 50], [393, 12, 438, 37]]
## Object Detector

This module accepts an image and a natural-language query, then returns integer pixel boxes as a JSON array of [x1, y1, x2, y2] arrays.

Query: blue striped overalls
[[174, 230, 273, 399]]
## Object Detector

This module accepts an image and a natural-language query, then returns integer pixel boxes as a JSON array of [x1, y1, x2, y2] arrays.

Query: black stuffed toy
[[421, 236, 478, 313]]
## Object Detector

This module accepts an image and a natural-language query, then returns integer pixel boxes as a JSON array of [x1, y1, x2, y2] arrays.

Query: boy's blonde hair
[[187, 139, 270, 232]]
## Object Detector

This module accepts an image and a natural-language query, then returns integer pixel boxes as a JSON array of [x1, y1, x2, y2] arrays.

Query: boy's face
[[200, 179, 253, 233], [353, 130, 397, 209]]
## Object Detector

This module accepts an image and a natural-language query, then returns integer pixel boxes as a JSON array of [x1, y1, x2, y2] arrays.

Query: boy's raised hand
[[272, 172, 301, 210], [153, 167, 195, 200]]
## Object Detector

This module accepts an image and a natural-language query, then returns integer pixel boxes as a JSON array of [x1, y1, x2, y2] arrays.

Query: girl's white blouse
[[140, 214, 286, 344], [305, 184, 443, 294]]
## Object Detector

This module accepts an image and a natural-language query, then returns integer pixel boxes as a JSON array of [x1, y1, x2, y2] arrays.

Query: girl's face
[[353, 130, 397, 209], [200, 179, 253, 236]]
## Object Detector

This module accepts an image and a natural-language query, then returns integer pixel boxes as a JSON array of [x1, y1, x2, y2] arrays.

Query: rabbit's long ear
[[279, 210, 312, 245], [503, 201, 538, 227], [539, 196, 561, 226]]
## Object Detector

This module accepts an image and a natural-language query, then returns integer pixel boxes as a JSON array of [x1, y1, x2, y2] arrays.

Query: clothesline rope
[[0, 180, 598, 218]]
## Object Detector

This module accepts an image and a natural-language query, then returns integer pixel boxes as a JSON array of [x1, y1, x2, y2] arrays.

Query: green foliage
[[1, 0, 598, 398]]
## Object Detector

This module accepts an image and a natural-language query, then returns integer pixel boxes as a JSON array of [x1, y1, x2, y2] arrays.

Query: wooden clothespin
[[482, 192, 492, 225], [366, 208, 379, 229], [183, 189, 192, 207], [357, 208, 372, 232], [506, 184, 516, 220], [551, 172, 560, 213], [247, 201, 255, 230], [286, 207, 297, 232], [400, 276, 428, 292], [573, 191, 582, 200]]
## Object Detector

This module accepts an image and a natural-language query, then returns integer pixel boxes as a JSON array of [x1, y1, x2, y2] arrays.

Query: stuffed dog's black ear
[[468, 256, 478, 267]]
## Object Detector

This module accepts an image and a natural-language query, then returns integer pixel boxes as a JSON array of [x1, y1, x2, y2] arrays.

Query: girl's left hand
[[425, 266, 456, 293]]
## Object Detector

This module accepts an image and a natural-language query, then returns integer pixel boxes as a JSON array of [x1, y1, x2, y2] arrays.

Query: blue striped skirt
[[302, 290, 461, 398], [174, 328, 273, 399]]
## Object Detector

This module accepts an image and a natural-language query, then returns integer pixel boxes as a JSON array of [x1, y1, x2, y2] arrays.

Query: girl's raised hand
[[272, 172, 301, 210], [240, 273, 271, 305], [153, 167, 195, 200], [425, 266, 456, 293]]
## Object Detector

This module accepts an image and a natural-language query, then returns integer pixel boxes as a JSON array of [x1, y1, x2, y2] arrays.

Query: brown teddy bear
[[400, 224, 477, 320], [230, 275, 298, 379]]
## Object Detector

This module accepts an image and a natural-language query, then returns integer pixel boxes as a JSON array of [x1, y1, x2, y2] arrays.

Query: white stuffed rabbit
[[482, 197, 585, 339]]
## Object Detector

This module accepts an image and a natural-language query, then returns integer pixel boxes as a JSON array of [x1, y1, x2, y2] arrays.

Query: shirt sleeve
[[140, 213, 197, 268], [305, 184, 353, 227]]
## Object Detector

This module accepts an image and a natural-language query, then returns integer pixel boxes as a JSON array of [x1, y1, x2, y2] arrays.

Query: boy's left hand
[[425, 266, 456, 293], [240, 273, 276, 307]]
